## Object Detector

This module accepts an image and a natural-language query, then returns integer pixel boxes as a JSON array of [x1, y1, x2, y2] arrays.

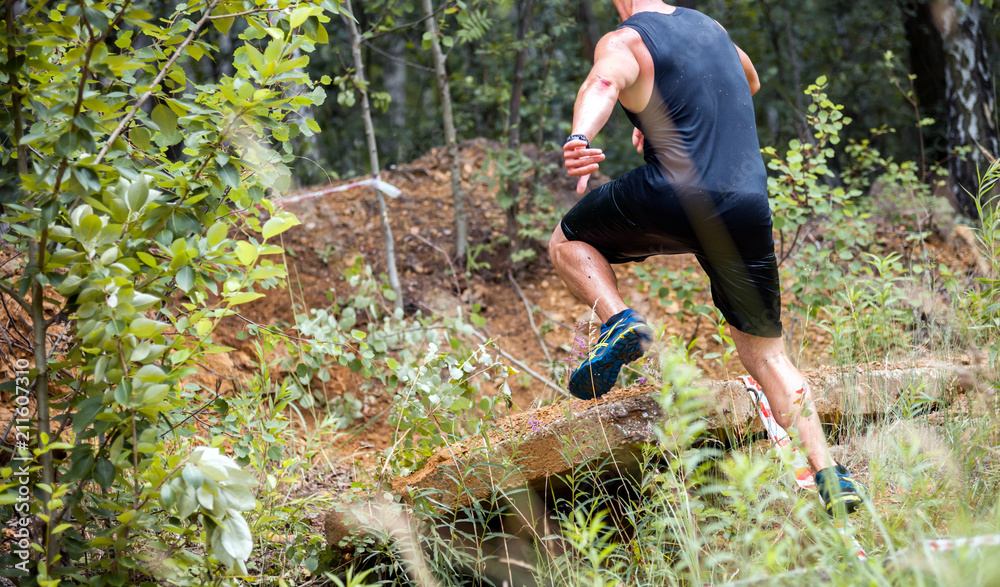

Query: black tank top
[[618, 9, 767, 195]]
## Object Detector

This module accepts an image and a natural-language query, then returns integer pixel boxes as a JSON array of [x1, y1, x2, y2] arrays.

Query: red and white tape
[[278, 176, 401, 206], [740, 375, 815, 490], [915, 533, 1000, 553], [740, 375, 868, 560]]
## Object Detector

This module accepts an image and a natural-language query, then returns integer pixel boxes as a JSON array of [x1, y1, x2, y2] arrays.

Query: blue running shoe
[[568, 309, 653, 400], [815, 463, 864, 516]]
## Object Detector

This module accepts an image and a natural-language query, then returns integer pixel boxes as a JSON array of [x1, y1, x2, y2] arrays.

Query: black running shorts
[[560, 164, 783, 338]]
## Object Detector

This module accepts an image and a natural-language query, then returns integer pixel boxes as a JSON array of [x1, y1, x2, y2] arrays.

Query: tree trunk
[[384, 35, 408, 162], [783, 7, 807, 141], [422, 0, 467, 262], [530, 38, 558, 202], [578, 0, 600, 62], [30, 245, 55, 564], [505, 0, 534, 257], [902, 0, 949, 167], [343, 0, 403, 309], [934, 0, 998, 217]]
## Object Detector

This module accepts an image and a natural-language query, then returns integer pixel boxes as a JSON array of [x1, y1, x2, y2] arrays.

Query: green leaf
[[219, 513, 253, 561], [56, 130, 79, 158], [73, 396, 105, 434], [218, 162, 241, 189], [94, 458, 116, 488], [127, 174, 150, 211], [290, 6, 312, 28], [151, 104, 177, 135], [129, 127, 151, 151], [226, 292, 264, 305], [182, 463, 204, 488], [137, 251, 158, 267], [67, 451, 95, 481], [73, 166, 102, 193], [248, 265, 285, 279], [140, 384, 169, 406], [176, 265, 194, 293], [261, 214, 300, 241], [56, 274, 84, 295], [235, 241, 259, 266], [131, 293, 160, 311], [213, 16, 235, 35], [160, 483, 176, 508], [136, 364, 166, 383], [177, 486, 198, 519], [114, 383, 130, 406], [129, 318, 160, 338], [207, 222, 228, 247], [263, 40, 284, 68], [245, 45, 266, 72]]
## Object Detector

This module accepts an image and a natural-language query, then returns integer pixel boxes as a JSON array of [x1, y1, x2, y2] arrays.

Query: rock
[[324, 494, 411, 552], [325, 362, 982, 545], [955, 225, 993, 276], [422, 289, 462, 317]]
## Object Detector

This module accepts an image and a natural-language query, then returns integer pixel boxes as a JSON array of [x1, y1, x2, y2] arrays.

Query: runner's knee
[[548, 223, 568, 261]]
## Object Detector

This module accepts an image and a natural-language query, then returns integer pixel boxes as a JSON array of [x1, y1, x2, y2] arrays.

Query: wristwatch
[[564, 134, 591, 148]]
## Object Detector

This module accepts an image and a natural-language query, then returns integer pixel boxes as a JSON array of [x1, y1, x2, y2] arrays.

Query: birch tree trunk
[[421, 0, 467, 261], [343, 0, 403, 309], [935, 0, 998, 217]]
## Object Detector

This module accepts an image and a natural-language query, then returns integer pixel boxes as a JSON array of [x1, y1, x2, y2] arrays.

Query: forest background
[[296, 0, 1000, 215]]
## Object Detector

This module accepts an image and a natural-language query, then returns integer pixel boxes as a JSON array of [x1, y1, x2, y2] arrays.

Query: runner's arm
[[736, 45, 760, 95], [712, 20, 761, 95], [570, 32, 640, 142], [565, 31, 641, 194]]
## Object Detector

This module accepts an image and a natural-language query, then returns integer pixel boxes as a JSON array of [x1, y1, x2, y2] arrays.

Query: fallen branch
[[469, 328, 566, 397], [507, 271, 552, 365]]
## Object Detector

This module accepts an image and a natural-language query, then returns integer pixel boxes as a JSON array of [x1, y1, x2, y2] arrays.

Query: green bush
[[0, 1, 335, 583]]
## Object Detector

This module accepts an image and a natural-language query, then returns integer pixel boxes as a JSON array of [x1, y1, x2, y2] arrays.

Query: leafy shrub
[[281, 256, 513, 477], [0, 1, 335, 583], [965, 160, 1000, 369], [763, 77, 874, 312], [820, 252, 918, 364]]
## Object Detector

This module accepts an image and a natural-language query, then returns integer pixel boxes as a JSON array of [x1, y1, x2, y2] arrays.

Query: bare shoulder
[[595, 27, 644, 58]]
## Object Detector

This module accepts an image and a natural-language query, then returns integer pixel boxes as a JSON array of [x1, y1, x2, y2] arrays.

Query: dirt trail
[[0, 139, 985, 476], [195, 139, 988, 473]]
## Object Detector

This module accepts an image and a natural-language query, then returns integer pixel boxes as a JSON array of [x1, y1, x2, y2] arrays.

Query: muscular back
[[613, 8, 767, 194]]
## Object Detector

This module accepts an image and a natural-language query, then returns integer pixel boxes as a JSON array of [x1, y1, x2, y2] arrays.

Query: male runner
[[548, 0, 862, 515]]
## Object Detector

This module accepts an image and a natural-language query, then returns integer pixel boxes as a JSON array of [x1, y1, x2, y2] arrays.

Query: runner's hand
[[563, 139, 605, 195], [632, 127, 644, 153]]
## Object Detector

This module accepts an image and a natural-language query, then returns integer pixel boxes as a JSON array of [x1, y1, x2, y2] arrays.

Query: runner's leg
[[548, 223, 628, 324], [729, 327, 836, 473]]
